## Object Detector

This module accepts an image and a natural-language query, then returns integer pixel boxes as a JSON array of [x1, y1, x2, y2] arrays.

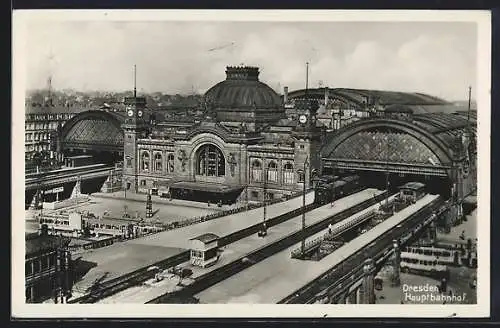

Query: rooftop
[[400, 182, 426, 190], [26, 233, 70, 257], [190, 233, 220, 244]]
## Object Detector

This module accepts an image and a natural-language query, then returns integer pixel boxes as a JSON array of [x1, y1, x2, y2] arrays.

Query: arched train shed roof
[[321, 113, 476, 177], [60, 110, 126, 152]]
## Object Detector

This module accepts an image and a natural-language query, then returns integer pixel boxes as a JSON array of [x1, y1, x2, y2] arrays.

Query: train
[[313, 174, 362, 205]]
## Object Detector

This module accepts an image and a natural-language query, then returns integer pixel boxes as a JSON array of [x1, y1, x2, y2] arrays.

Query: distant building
[[24, 111, 75, 161], [25, 230, 72, 303]]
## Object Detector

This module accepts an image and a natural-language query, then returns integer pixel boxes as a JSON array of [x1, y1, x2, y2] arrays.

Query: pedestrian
[[328, 223, 332, 234]]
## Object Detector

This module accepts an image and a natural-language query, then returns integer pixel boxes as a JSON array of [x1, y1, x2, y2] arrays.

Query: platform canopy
[[169, 181, 245, 205]]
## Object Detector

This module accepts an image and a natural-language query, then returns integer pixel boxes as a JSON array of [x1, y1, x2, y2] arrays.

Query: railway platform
[[93, 188, 383, 303], [70, 192, 314, 295], [195, 194, 440, 304]]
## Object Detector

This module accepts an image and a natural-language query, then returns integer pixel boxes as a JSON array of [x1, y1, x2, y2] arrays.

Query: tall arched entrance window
[[154, 153, 162, 172], [267, 161, 278, 183], [195, 144, 225, 177], [251, 159, 262, 182], [283, 162, 294, 185], [141, 152, 150, 171], [167, 153, 175, 173]]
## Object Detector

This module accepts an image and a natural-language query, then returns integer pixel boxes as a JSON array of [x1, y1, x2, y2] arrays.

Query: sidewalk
[[437, 208, 477, 243]]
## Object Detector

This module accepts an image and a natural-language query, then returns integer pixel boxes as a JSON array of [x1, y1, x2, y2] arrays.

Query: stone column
[[347, 291, 357, 304], [30, 285, 35, 302], [355, 287, 362, 304], [392, 240, 401, 287], [361, 258, 375, 304]]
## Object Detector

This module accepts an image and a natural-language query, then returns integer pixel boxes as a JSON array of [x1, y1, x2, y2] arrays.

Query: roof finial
[[305, 62, 309, 97], [467, 85, 472, 124], [134, 64, 137, 98]]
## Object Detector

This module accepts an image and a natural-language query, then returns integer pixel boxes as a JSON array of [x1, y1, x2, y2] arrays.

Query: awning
[[169, 181, 245, 194]]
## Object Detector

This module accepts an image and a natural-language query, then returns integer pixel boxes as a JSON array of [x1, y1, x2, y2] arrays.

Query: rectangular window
[[267, 170, 278, 183], [41, 256, 49, 270], [298, 171, 305, 183], [283, 171, 294, 185], [48, 254, 55, 268], [126, 157, 132, 168], [140, 180, 146, 186], [252, 169, 262, 182], [25, 261, 33, 275], [33, 259, 41, 273], [251, 191, 259, 200]]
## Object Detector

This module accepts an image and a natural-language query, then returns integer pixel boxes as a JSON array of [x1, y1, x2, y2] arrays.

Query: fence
[[159, 189, 310, 232]]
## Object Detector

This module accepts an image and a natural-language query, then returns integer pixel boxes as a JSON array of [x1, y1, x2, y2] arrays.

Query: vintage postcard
[[11, 10, 491, 318]]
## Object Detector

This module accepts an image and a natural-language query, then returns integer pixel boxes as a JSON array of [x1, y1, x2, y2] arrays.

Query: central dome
[[204, 66, 282, 109]]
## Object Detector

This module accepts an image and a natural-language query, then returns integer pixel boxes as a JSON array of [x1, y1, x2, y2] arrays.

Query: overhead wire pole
[[385, 133, 390, 212], [305, 62, 309, 97], [263, 165, 267, 228], [301, 156, 309, 258], [467, 86, 472, 124]]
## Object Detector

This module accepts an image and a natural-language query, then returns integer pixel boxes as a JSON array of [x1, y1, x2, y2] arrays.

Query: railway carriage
[[313, 174, 361, 205]]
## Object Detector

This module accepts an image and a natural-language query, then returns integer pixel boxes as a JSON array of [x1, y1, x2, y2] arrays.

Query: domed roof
[[204, 66, 282, 109]]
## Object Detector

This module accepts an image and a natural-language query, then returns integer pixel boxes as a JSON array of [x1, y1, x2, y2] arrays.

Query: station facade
[[121, 66, 323, 204]]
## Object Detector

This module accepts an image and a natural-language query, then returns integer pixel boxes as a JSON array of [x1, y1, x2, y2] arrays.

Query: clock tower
[[293, 99, 322, 189], [122, 66, 147, 193]]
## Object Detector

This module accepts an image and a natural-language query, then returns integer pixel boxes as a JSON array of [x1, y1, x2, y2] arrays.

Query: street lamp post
[[385, 134, 391, 213], [301, 156, 309, 258], [262, 166, 268, 234]]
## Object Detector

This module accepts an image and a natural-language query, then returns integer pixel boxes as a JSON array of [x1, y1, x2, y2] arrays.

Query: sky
[[23, 20, 478, 101]]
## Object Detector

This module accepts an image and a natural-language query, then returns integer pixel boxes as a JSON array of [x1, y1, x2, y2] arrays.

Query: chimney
[[284, 86, 289, 104]]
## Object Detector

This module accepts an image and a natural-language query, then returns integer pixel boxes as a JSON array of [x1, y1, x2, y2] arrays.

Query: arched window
[[154, 153, 162, 172], [196, 144, 225, 177], [298, 170, 305, 183], [141, 152, 150, 171], [267, 161, 278, 183], [283, 163, 294, 185], [167, 153, 175, 173], [251, 160, 262, 182]]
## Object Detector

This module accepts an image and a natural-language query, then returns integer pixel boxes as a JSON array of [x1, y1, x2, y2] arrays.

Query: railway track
[[26, 165, 116, 189], [278, 196, 444, 304], [146, 190, 389, 304], [69, 198, 321, 303], [67, 251, 190, 303]]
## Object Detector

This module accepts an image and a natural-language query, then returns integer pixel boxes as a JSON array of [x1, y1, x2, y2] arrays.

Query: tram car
[[314, 174, 361, 205]]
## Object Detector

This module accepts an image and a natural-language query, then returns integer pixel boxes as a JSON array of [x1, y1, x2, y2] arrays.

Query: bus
[[400, 252, 450, 279], [403, 246, 457, 266]]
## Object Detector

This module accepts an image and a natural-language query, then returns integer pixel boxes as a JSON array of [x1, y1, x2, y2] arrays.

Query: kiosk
[[189, 233, 220, 268]]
